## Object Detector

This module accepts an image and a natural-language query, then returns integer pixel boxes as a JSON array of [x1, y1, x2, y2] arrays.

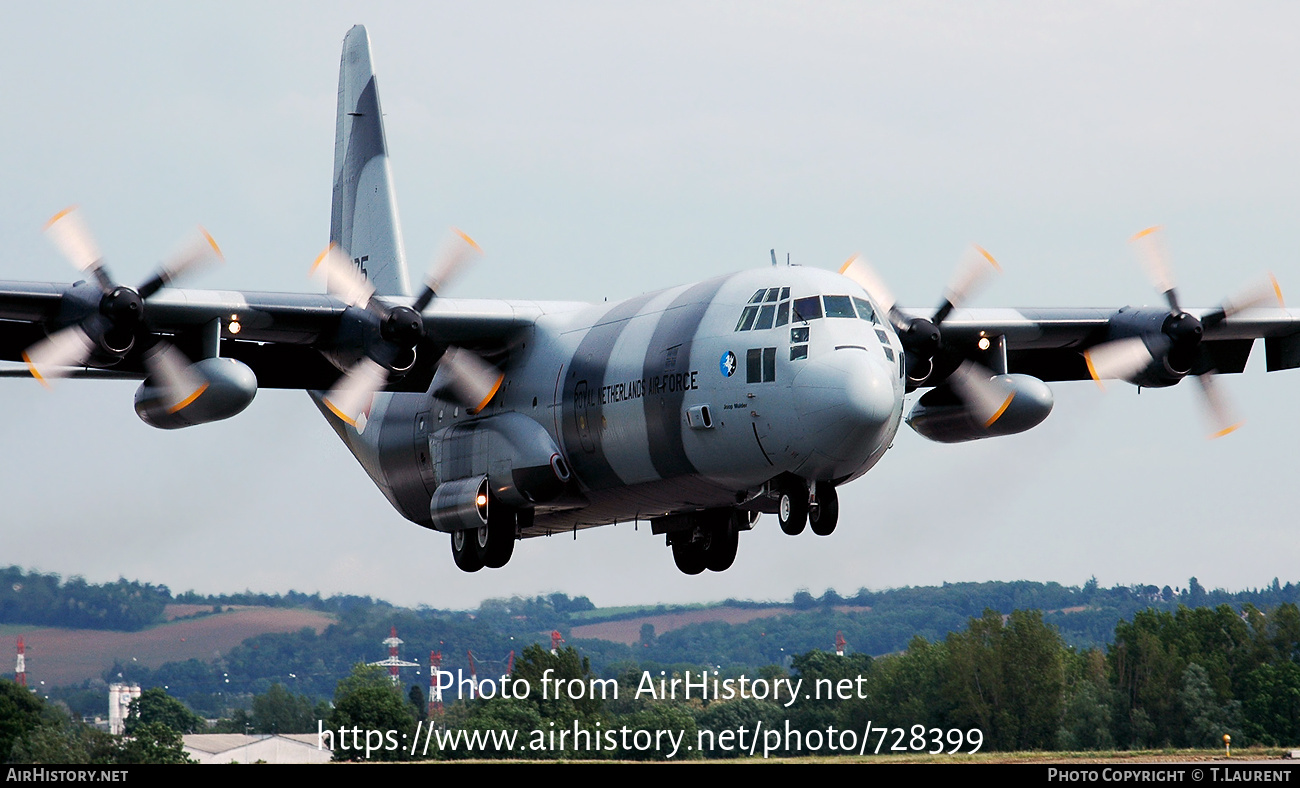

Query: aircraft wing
[[0, 281, 581, 391], [898, 305, 1300, 383]]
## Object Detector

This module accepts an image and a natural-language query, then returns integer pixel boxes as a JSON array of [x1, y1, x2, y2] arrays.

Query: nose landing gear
[[775, 478, 839, 537]]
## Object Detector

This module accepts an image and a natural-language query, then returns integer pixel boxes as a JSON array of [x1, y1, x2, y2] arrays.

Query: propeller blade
[[142, 342, 209, 413], [1083, 336, 1156, 388], [311, 244, 375, 309], [322, 357, 389, 428], [413, 228, 483, 312], [437, 347, 504, 413], [935, 244, 1001, 324], [948, 361, 1016, 428], [21, 325, 95, 386], [1130, 225, 1180, 312], [839, 255, 897, 317], [138, 227, 224, 299], [44, 206, 112, 291], [1195, 373, 1243, 439], [1206, 273, 1285, 325]]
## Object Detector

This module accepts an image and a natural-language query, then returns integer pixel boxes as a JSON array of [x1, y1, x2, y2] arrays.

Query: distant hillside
[[14, 605, 333, 685]]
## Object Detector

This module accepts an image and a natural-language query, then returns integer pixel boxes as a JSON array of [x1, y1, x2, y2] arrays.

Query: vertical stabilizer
[[331, 25, 410, 296]]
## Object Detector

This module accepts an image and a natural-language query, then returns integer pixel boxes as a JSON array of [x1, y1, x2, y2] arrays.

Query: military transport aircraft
[[2, 26, 1298, 576]]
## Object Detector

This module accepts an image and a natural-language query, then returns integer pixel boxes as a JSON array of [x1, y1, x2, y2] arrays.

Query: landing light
[[476, 494, 488, 506], [977, 337, 990, 351], [228, 319, 242, 335]]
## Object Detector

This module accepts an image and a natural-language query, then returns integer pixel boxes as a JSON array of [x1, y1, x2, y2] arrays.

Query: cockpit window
[[824, 295, 856, 318], [736, 287, 794, 331], [853, 297, 878, 324], [792, 296, 822, 321]]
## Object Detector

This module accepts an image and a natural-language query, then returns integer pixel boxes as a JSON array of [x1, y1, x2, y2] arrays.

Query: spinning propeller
[[314, 229, 504, 427], [840, 243, 1002, 385], [1082, 226, 1283, 438], [26, 206, 222, 411], [840, 245, 1015, 426]]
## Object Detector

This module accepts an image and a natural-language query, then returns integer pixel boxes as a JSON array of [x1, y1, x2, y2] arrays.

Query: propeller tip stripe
[[167, 383, 209, 414], [1131, 226, 1162, 241], [44, 206, 77, 230], [1083, 351, 1106, 390], [200, 227, 224, 260], [323, 397, 358, 427], [1271, 273, 1284, 307], [310, 244, 335, 274], [21, 353, 50, 389], [973, 244, 1002, 271], [1210, 422, 1243, 439], [982, 393, 1016, 428], [839, 256, 857, 274], [453, 228, 482, 253], [469, 373, 505, 415]]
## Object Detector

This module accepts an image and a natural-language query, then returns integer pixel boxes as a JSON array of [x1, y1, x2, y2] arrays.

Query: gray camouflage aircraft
[[3, 26, 1299, 575]]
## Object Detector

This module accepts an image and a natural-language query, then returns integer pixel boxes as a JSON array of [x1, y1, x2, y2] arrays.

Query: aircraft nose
[[790, 348, 897, 460]]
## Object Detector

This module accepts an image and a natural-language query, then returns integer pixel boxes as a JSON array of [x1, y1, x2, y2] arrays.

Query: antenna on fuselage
[[770, 249, 777, 267]]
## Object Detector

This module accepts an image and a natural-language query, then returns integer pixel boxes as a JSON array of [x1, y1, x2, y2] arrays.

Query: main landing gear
[[776, 479, 839, 537], [667, 510, 748, 575], [451, 500, 529, 572]]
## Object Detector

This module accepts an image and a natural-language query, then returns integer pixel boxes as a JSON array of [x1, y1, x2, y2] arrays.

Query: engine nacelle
[[134, 358, 258, 429], [429, 475, 490, 533], [907, 373, 1053, 443], [431, 412, 571, 508]]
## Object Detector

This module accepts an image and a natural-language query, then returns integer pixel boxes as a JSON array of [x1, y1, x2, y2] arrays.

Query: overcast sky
[[3, 2, 1300, 611]]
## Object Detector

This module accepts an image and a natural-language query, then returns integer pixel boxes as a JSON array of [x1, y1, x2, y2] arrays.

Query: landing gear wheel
[[483, 505, 517, 569], [778, 489, 808, 535], [704, 516, 739, 572], [451, 526, 487, 572], [671, 538, 707, 575], [809, 482, 839, 536]]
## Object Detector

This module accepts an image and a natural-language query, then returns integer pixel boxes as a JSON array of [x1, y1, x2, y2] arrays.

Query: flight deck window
[[853, 297, 878, 324], [792, 296, 822, 321], [737, 287, 794, 331], [824, 295, 856, 318], [735, 307, 759, 331]]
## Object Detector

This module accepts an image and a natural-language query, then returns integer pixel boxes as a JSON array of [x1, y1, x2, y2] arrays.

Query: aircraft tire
[[704, 519, 739, 572], [809, 483, 839, 536], [778, 490, 807, 535], [672, 539, 708, 575], [451, 526, 487, 572], [483, 505, 517, 569]]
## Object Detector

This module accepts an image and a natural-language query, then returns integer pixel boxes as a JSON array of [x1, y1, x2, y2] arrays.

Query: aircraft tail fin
[[330, 25, 410, 297]]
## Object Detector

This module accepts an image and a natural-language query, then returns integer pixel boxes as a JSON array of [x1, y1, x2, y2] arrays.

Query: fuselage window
[[755, 304, 776, 330], [775, 301, 790, 327], [791, 326, 809, 343], [746, 347, 777, 382], [824, 295, 856, 318], [764, 288, 780, 302], [748, 289, 766, 303]]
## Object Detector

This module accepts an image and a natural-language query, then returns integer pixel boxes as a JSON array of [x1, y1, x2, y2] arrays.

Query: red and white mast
[[15, 636, 26, 687]]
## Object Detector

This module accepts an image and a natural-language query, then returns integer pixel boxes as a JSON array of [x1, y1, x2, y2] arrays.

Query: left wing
[[0, 280, 576, 391]]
